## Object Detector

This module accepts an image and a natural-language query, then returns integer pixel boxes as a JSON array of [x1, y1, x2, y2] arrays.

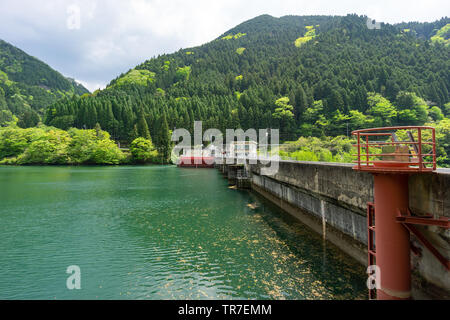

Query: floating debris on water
[[247, 203, 258, 210]]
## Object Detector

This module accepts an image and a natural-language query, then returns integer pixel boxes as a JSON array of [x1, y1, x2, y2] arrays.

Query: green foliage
[[0, 125, 124, 165], [396, 18, 448, 39], [273, 97, 295, 139], [130, 137, 158, 163], [137, 110, 151, 140], [0, 127, 31, 159], [89, 139, 124, 165], [303, 100, 323, 123], [430, 23, 450, 46], [236, 47, 246, 55], [17, 109, 40, 128], [221, 35, 234, 40], [280, 136, 355, 163], [295, 26, 317, 47], [0, 70, 13, 86], [444, 103, 450, 117], [222, 33, 247, 40], [0, 39, 89, 119], [429, 106, 444, 121], [287, 149, 319, 161], [18, 138, 68, 165], [294, 36, 314, 47], [176, 66, 191, 82], [113, 69, 156, 87], [299, 100, 330, 137], [304, 26, 316, 37], [153, 113, 172, 164], [432, 118, 450, 167], [65, 128, 124, 165], [162, 61, 171, 71], [234, 33, 247, 39], [156, 88, 166, 97], [0, 110, 17, 127], [395, 91, 429, 125], [367, 92, 397, 127]]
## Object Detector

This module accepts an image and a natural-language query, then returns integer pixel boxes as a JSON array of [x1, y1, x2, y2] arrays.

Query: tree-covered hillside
[[0, 39, 89, 127], [44, 14, 449, 162]]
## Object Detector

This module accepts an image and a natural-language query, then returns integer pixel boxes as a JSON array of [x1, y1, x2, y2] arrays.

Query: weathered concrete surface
[[408, 171, 450, 298], [250, 161, 373, 214], [244, 160, 450, 299], [409, 171, 450, 218]]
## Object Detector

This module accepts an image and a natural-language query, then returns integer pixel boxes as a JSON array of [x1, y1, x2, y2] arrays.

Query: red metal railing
[[352, 126, 436, 173]]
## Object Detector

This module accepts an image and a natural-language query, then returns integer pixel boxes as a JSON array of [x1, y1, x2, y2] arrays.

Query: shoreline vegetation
[[278, 119, 450, 168], [1, 118, 449, 168], [0, 124, 168, 166]]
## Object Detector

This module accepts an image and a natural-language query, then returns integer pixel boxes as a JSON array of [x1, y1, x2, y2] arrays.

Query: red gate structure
[[178, 156, 215, 168], [352, 126, 450, 300]]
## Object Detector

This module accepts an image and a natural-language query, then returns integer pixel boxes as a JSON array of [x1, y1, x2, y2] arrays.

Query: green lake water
[[0, 166, 367, 300]]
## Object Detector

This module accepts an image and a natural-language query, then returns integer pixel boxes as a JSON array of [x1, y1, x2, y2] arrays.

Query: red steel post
[[418, 128, 423, 171], [352, 126, 437, 300], [357, 132, 361, 170], [373, 173, 411, 300], [432, 128, 436, 171], [366, 135, 369, 166]]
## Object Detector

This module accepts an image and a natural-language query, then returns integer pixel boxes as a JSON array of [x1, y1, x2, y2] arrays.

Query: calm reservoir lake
[[0, 166, 367, 299]]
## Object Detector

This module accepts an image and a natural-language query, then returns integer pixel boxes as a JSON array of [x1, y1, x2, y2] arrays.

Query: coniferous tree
[[155, 113, 171, 164], [130, 124, 140, 143], [137, 110, 151, 140], [17, 110, 40, 128]]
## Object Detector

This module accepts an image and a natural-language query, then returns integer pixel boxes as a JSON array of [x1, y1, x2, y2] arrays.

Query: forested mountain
[[0, 39, 89, 127], [396, 18, 449, 41], [45, 14, 449, 146]]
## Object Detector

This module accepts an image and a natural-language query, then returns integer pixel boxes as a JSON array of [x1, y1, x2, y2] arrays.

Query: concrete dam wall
[[220, 160, 450, 299]]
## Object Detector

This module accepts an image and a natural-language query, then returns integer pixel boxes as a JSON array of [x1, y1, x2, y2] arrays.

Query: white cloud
[[76, 79, 105, 92], [0, 0, 448, 91], [67, 4, 81, 30]]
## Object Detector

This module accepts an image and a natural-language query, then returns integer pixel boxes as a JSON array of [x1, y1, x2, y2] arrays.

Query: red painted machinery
[[352, 126, 449, 300], [177, 156, 215, 168]]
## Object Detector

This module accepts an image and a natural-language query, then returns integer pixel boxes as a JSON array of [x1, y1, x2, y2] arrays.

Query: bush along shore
[[0, 124, 169, 166], [1, 119, 449, 167]]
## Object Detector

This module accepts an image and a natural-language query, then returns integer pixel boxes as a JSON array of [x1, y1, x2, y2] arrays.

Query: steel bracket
[[396, 209, 450, 271]]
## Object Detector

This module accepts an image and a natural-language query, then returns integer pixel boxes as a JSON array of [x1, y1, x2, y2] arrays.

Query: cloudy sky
[[0, 0, 448, 92]]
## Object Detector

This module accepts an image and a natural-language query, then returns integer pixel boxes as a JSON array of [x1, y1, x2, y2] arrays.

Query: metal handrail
[[352, 126, 437, 172]]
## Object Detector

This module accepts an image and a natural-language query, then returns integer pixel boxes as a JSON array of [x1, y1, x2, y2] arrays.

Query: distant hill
[[395, 17, 449, 41], [0, 39, 89, 126], [45, 14, 449, 143]]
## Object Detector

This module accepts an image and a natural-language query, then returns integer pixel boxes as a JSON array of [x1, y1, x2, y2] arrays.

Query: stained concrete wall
[[245, 160, 450, 299], [408, 170, 450, 298]]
